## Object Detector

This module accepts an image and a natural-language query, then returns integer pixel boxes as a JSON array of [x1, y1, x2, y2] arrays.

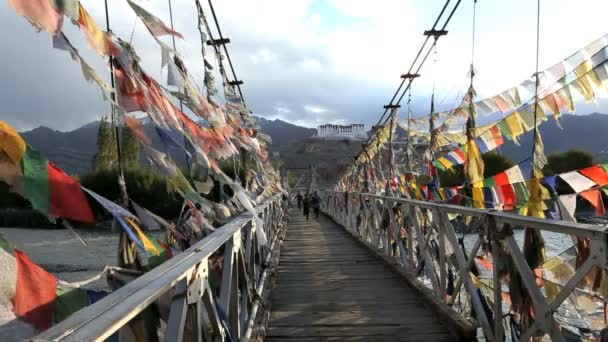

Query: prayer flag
[[570, 77, 595, 102], [500, 184, 516, 211], [51, 0, 79, 20], [526, 178, 545, 218], [559, 171, 596, 193], [124, 116, 152, 145], [21, 147, 95, 223], [127, 0, 183, 38], [0, 121, 26, 164], [472, 184, 484, 209], [13, 249, 57, 331], [555, 87, 575, 112], [579, 165, 608, 186], [580, 189, 605, 216], [8, 0, 63, 34], [557, 194, 577, 222], [465, 140, 484, 185], [77, 4, 116, 56], [125, 217, 161, 256], [54, 285, 89, 324]]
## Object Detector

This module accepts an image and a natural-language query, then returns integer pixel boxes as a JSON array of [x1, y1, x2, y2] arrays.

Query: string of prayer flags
[[8, 0, 63, 34], [127, 0, 183, 38]]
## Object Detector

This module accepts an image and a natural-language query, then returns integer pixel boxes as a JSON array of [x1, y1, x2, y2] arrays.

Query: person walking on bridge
[[311, 191, 321, 219], [295, 191, 303, 209], [302, 194, 311, 220]]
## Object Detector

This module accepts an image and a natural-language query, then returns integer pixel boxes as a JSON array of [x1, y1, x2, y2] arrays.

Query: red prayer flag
[[13, 249, 57, 331], [494, 172, 510, 186], [579, 165, 608, 186], [580, 189, 605, 216], [47, 162, 95, 223], [500, 184, 516, 211]]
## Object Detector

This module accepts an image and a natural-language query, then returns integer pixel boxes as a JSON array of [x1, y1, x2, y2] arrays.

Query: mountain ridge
[[17, 113, 608, 176], [19, 116, 316, 174]]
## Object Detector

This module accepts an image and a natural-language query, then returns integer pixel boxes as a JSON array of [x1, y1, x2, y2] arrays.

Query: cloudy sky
[[1, 0, 608, 132]]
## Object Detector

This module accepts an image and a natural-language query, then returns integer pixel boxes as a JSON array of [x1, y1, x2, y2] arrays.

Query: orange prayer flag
[[580, 189, 605, 216]]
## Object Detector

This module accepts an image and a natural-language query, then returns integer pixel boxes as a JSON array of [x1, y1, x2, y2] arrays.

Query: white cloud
[[2, 0, 608, 134]]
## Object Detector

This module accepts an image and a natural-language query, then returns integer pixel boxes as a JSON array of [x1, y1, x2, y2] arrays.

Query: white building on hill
[[317, 124, 367, 140]]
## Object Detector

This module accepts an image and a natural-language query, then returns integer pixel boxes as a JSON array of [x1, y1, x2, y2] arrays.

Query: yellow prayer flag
[[571, 77, 595, 102], [437, 157, 453, 170], [77, 4, 113, 56], [472, 181, 484, 209], [0, 121, 26, 164], [125, 217, 161, 256], [505, 113, 524, 139], [526, 178, 545, 219], [465, 139, 484, 185], [574, 61, 593, 78]]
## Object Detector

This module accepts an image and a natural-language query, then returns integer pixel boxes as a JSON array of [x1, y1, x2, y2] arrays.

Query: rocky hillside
[[279, 137, 363, 189]]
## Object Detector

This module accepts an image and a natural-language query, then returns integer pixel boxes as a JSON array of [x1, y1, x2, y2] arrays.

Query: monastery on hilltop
[[316, 123, 367, 140]]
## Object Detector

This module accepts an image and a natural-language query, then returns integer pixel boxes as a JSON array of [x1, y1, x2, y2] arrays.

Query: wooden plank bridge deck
[[266, 210, 455, 341]]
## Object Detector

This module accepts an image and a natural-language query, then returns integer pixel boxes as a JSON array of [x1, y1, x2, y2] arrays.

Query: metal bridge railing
[[35, 195, 286, 342], [322, 192, 608, 341]]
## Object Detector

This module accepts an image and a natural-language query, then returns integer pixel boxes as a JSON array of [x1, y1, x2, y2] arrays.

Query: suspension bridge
[[2, 0, 608, 340]]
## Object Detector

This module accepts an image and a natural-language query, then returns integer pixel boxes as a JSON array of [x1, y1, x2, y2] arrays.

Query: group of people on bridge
[[294, 191, 321, 220]]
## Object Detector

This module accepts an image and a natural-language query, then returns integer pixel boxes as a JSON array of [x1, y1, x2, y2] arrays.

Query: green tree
[[483, 152, 515, 177], [121, 126, 140, 167], [543, 149, 595, 175], [95, 116, 117, 170]]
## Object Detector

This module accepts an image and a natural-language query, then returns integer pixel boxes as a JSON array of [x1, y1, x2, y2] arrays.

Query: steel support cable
[[103, 0, 128, 205], [194, 0, 230, 87], [384, 0, 462, 124], [531, 0, 541, 175], [206, 0, 246, 105], [371, 0, 453, 131], [367, 0, 462, 144], [167, 0, 191, 176]]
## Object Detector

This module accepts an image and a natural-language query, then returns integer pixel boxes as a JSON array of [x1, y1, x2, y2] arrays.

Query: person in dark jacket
[[302, 194, 311, 220], [295, 191, 303, 209], [311, 191, 321, 219]]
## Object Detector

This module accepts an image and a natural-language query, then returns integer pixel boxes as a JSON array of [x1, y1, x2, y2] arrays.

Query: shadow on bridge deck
[[266, 210, 456, 341]]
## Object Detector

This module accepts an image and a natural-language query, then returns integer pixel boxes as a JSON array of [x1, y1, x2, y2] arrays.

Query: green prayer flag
[[22, 147, 49, 215], [54, 286, 89, 323]]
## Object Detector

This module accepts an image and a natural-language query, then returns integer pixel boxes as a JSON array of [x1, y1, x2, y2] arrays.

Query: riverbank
[[0, 227, 120, 283]]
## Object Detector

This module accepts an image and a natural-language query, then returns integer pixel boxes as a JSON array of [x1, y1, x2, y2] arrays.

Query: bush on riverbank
[[80, 166, 183, 219]]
